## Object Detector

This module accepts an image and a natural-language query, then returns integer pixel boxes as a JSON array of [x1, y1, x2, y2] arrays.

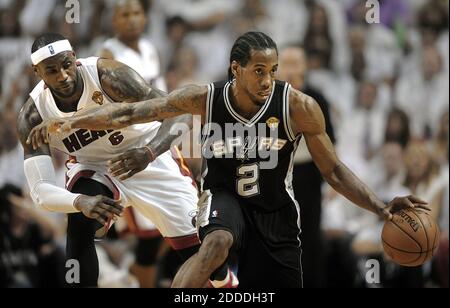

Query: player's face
[[114, 0, 147, 40], [34, 51, 79, 98], [237, 49, 278, 106]]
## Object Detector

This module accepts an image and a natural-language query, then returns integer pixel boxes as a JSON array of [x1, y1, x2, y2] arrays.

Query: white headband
[[31, 40, 73, 65]]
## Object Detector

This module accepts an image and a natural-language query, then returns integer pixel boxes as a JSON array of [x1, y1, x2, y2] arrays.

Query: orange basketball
[[382, 208, 440, 267]]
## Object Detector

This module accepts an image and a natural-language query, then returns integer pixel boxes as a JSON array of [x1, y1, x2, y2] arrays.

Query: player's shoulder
[[288, 87, 319, 113], [288, 87, 324, 135], [76, 56, 100, 67]]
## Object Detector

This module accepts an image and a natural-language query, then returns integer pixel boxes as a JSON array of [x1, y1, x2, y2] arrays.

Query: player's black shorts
[[197, 188, 303, 288]]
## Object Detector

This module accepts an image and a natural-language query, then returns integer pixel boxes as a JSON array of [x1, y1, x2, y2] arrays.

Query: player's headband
[[31, 40, 73, 65]]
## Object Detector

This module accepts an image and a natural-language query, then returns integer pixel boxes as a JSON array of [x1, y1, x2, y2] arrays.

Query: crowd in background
[[0, 0, 448, 288]]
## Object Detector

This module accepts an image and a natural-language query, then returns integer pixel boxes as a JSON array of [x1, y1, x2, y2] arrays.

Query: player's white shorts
[[115, 207, 160, 238], [65, 150, 200, 250]]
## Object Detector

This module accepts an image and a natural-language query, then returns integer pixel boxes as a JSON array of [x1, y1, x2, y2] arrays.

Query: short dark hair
[[228, 31, 278, 80], [31, 33, 67, 54]]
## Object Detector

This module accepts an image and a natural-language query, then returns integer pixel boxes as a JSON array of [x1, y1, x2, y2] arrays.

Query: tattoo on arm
[[147, 114, 193, 157], [17, 99, 51, 159], [167, 84, 207, 116], [98, 59, 167, 103], [69, 84, 207, 130]]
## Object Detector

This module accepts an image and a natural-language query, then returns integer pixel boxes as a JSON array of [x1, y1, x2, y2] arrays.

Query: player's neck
[[230, 83, 261, 119]]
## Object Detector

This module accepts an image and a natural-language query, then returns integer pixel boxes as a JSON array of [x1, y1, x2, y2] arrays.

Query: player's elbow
[[32, 192, 51, 212]]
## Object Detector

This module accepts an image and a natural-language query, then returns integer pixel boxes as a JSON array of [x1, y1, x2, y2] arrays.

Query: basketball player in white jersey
[[100, 0, 166, 91], [98, 0, 170, 288], [17, 33, 201, 288]]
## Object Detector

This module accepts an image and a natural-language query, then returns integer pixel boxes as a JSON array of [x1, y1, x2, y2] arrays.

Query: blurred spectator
[[0, 1, 23, 37], [0, 184, 65, 288], [417, 0, 449, 47], [404, 140, 446, 221], [346, 0, 403, 83], [304, 3, 334, 71], [0, 107, 26, 188], [167, 45, 200, 90], [431, 110, 449, 165], [99, 0, 167, 91], [278, 45, 335, 288], [336, 80, 387, 177], [384, 108, 411, 148], [160, 15, 191, 74], [373, 141, 410, 202], [19, 0, 55, 37], [161, 0, 241, 81], [395, 45, 449, 138], [260, 0, 307, 49]]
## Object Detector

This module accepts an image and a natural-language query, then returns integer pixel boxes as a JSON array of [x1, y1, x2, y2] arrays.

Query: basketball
[[382, 208, 440, 267]]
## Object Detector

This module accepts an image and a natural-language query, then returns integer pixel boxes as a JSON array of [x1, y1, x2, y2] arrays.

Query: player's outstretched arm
[[18, 99, 123, 223], [27, 83, 208, 145], [288, 89, 430, 220]]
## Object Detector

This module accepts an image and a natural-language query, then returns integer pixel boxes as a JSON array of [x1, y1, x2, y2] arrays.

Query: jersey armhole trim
[[283, 83, 297, 142]]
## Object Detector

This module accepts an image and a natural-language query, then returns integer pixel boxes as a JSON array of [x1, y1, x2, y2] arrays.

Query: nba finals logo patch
[[266, 117, 280, 130], [92, 91, 104, 105]]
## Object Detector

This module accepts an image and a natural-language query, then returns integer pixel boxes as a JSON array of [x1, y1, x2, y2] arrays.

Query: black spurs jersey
[[202, 80, 302, 211]]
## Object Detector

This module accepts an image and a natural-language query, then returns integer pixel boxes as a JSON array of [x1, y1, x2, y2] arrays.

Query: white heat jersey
[[30, 57, 161, 166], [102, 38, 166, 91]]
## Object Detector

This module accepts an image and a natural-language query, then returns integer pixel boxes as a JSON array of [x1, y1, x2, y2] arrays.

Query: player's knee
[[200, 230, 233, 263]]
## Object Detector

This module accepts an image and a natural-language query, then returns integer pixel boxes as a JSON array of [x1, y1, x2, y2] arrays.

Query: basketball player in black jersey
[[29, 32, 430, 288]]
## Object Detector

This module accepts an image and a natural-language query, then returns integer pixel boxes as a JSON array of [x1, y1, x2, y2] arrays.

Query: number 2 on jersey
[[237, 163, 260, 197]]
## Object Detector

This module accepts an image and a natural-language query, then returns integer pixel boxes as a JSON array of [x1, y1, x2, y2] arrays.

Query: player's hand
[[382, 195, 431, 221], [26, 118, 72, 150], [74, 195, 123, 226], [108, 147, 155, 181]]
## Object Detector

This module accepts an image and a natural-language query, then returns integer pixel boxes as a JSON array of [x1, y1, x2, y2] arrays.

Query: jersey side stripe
[[284, 137, 302, 246], [202, 83, 214, 145]]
